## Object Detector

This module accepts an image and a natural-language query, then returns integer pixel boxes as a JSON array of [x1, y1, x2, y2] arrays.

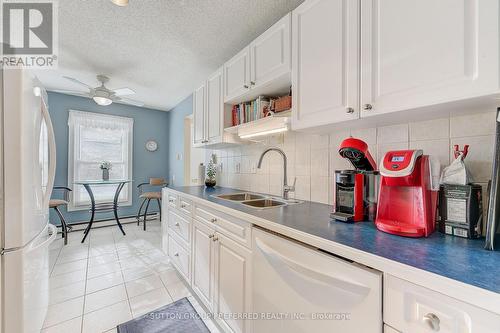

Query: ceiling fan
[[54, 75, 144, 107]]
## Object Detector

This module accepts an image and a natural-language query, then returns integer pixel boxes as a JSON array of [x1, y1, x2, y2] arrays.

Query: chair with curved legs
[[50, 186, 72, 245], [136, 178, 167, 230]]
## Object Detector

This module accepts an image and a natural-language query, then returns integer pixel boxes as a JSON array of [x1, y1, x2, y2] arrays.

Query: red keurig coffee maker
[[330, 138, 379, 222], [375, 150, 438, 237]]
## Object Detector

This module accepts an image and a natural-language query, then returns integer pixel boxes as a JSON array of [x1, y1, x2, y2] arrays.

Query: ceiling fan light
[[93, 96, 113, 106], [111, 0, 129, 6]]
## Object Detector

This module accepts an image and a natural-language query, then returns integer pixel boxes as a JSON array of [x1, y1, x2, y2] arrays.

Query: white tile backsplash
[[377, 124, 408, 144], [409, 138, 450, 168], [410, 118, 449, 141], [350, 127, 377, 144], [204, 111, 495, 204], [450, 111, 496, 138]]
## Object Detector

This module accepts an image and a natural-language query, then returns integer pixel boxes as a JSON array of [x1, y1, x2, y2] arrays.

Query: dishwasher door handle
[[255, 238, 370, 301]]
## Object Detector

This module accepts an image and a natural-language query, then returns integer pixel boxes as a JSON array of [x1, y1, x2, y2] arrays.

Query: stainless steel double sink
[[214, 192, 302, 209]]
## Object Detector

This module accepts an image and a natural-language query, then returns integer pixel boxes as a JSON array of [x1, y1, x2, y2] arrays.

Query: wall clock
[[145, 140, 158, 152]]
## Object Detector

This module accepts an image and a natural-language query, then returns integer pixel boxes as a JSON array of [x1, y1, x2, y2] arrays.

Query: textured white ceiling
[[35, 0, 303, 111]]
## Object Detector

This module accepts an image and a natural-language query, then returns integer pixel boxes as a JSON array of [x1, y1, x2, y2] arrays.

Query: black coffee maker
[[330, 138, 379, 223]]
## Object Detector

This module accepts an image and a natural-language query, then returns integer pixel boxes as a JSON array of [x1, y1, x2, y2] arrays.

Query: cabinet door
[[214, 233, 252, 333], [250, 13, 291, 89], [193, 84, 206, 146], [206, 68, 223, 144], [360, 0, 500, 117], [292, 0, 360, 130], [224, 47, 251, 103], [192, 220, 216, 311]]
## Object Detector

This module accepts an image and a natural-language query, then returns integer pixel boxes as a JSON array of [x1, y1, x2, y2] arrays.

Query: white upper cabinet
[[193, 67, 226, 147], [291, 0, 360, 130], [224, 47, 251, 102], [223, 13, 292, 104], [360, 0, 500, 117], [207, 68, 223, 143], [193, 84, 206, 146], [250, 13, 291, 89]]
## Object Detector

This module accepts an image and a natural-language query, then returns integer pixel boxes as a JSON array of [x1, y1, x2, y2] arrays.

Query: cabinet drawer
[[384, 274, 500, 333], [194, 204, 251, 248], [167, 193, 178, 209], [168, 210, 191, 245], [178, 197, 193, 216], [168, 233, 190, 283]]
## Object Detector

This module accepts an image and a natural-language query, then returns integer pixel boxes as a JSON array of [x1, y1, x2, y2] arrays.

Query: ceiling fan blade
[[62, 76, 94, 89], [51, 89, 92, 98], [112, 88, 135, 96], [115, 97, 145, 107]]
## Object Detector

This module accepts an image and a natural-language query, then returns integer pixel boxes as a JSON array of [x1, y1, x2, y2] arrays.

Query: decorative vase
[[205, 178, 216, 188], [102, 169, 110, 181]]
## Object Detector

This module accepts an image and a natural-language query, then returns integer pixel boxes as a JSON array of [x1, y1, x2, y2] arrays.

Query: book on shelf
[[231, 96, 271, 127]]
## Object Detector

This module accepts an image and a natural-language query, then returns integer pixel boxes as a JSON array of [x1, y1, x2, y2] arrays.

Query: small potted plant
[[205, 154, 217, 187], [100, 161, 112, 181]]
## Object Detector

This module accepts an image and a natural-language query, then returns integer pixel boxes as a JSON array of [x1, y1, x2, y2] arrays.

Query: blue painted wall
[[47, 92, 169, 225], [167, 94, 193, 186]]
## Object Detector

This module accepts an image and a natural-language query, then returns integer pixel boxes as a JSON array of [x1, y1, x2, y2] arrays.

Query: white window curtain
[[67, 110, 134, 210]]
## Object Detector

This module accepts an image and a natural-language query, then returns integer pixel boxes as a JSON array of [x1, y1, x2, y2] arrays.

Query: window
[[68, 110, 133, 210]]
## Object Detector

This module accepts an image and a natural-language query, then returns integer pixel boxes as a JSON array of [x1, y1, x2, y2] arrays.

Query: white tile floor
[[44, 220, 219, 333]]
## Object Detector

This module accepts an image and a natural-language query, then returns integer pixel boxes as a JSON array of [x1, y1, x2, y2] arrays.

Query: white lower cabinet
[[384, 274, 500, 333], [213, 232, 252, 333], [191, 219, 216, 311], [162, 190, 500, 333], [168, 233, 191, 283]]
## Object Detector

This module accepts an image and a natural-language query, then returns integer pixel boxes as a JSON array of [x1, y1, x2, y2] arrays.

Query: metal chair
[[136, 178, 167, 230], [50, 186, 72, 245]]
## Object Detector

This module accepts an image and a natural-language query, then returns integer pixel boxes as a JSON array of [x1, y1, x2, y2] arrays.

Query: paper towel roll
[[198, 163, 206, 185]]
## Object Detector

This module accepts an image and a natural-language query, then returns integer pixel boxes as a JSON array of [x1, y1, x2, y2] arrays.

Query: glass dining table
[[74, 179, 132, 243]]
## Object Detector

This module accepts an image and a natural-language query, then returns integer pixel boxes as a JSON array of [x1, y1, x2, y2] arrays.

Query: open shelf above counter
[[224, 110, 291, 139]]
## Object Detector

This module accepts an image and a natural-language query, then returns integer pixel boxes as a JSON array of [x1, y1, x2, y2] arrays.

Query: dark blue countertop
[[168, 186, 500, 295]]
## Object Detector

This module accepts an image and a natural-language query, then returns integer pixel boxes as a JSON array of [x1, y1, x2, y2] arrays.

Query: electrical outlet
[[176, 153, 182, 161], [235, 162, 241, 174]]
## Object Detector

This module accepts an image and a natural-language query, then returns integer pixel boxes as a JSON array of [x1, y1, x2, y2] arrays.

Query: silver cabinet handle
[[210, 218, 217, 223], [208, 234, 214, 239], [174, 222, 180, 227], [212, 237, 219, 242], [346, 107, 354, 114], [423, 313, 440, 331], [180, 204, 186, 208], [243, 85, 249, 89], [250, 81, 255, 85], [201, 140, 209, 143], [169, 199, 174, 203], [174, 252, 179, 257], [363, 104, 373, 111]]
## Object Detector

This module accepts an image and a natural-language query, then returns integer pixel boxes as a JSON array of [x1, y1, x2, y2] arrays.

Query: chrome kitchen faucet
[[257, 147, 296, 200]]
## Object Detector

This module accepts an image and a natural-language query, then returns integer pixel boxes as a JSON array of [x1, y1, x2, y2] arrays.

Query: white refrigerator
[[1, 69, 58, 333]]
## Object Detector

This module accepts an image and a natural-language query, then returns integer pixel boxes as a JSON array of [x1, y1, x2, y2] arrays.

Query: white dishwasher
[[252, 227, 382, 333]]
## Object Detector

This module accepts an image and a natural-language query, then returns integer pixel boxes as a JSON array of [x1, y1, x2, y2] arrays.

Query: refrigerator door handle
[[1, 224, 57, 255], [41, 99, 57, 208]]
